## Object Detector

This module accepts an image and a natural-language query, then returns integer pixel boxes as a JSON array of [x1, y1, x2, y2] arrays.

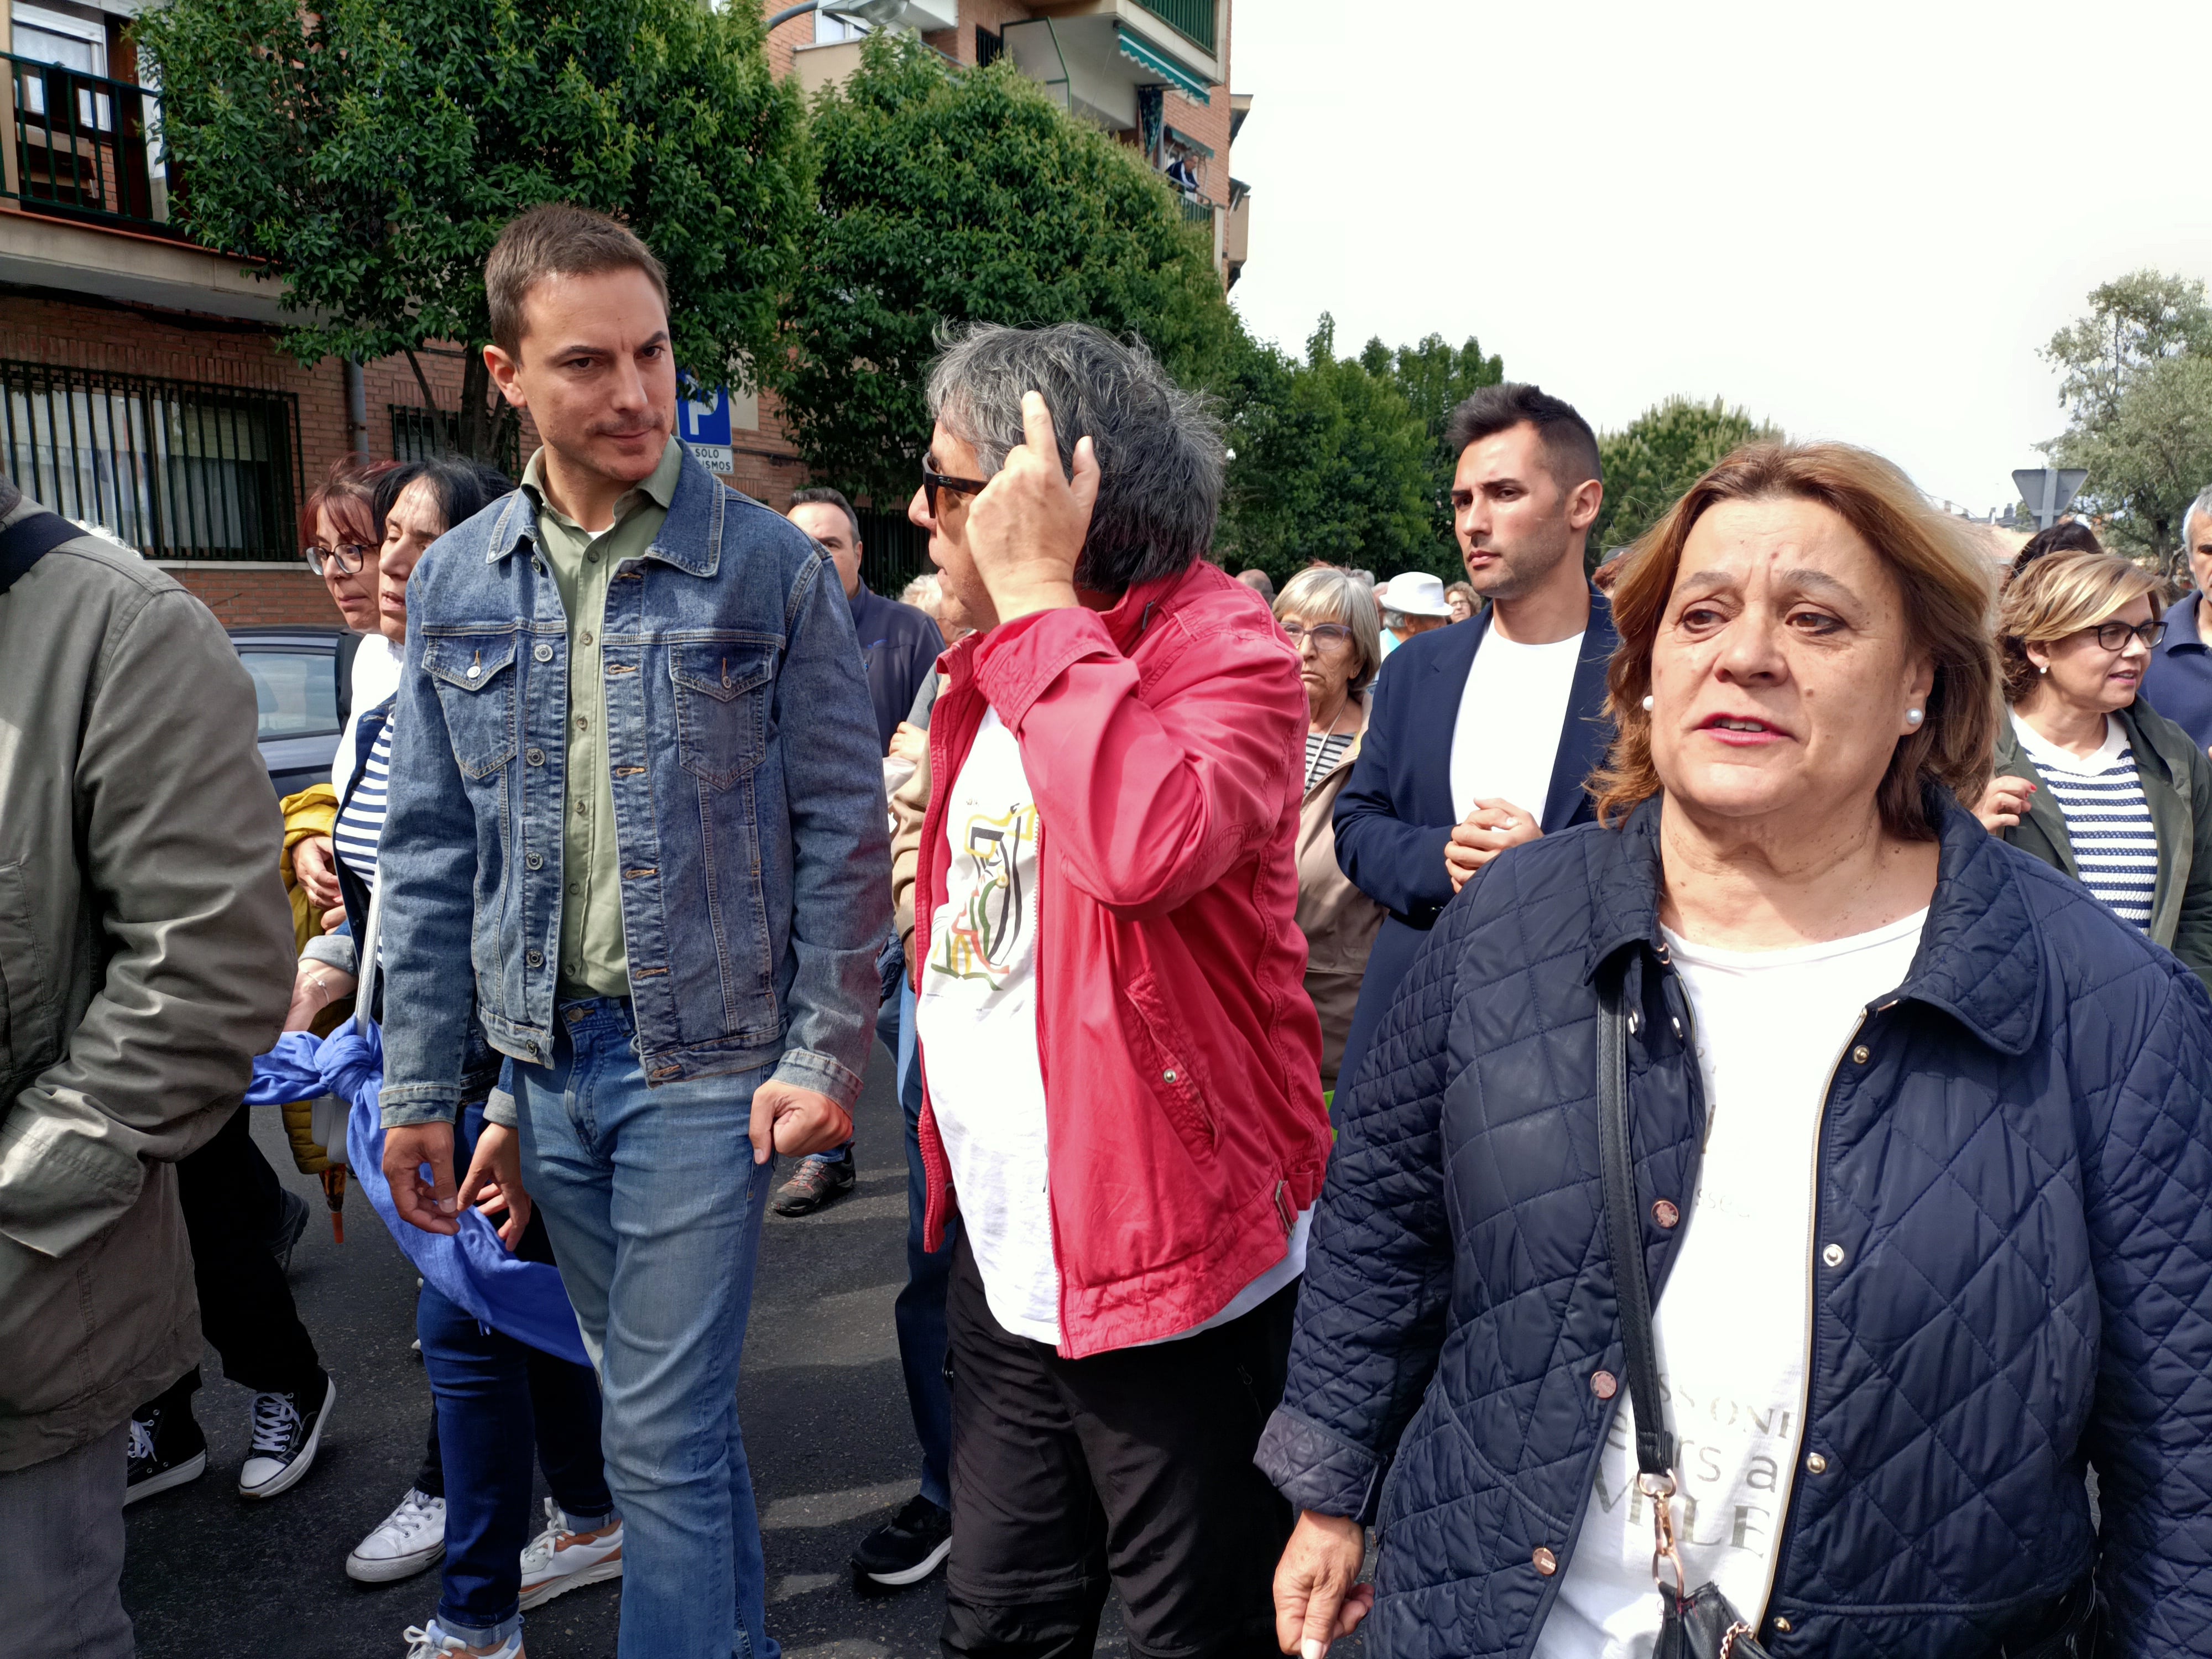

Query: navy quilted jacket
[[1258, 794, 2212, 1658]]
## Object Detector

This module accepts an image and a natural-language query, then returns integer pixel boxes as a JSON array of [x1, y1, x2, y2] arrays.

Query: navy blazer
[[1330, 590, 1617, 1097]]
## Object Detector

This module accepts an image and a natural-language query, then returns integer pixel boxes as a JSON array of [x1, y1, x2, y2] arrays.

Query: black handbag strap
[[0, 508, 84, 597], [1598, 955, 1677, 1478]]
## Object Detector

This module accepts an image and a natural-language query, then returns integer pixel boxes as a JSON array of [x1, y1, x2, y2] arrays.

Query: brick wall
[[166, 563, 343, 628]]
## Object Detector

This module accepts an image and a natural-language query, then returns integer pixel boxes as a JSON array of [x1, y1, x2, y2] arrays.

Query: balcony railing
[[1135, 0, 1216, 54], [1178, 192, 1215, 227], [2, 51, 181, 237]]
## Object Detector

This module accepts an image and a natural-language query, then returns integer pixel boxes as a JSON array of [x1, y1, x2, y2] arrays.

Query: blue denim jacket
[[375, 448, 889, 1128]]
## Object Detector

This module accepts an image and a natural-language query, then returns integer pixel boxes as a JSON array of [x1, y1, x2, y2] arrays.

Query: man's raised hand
[[965, 390, 1100, 624]]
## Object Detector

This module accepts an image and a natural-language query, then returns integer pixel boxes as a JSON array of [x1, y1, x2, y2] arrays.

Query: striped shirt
[[1305, 728, 1355, 793], [333, 713, 392, 891], [2013, 714, 2158, 931]]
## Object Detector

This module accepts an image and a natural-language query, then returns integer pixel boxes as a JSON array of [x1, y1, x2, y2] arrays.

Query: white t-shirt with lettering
[[917, 708, 1308, 1348], [1534, 907, 1927, 1659], [1448, 629, 1584, 822]]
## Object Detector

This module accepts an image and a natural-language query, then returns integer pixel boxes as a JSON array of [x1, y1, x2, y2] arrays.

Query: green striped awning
[[1117, 24, 1210, 104]]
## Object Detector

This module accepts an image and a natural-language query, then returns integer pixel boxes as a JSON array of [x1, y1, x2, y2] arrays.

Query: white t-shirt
[[917, 709, 1310, 1347], [1535, 907, 1928, 1659], [1448, 629, 1585, 822], [334, 633, 403, 800]]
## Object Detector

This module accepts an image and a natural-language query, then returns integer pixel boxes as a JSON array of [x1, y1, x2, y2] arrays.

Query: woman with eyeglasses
[[1976, 549, 2212, 985], [1275, 567, 1389, 1093]]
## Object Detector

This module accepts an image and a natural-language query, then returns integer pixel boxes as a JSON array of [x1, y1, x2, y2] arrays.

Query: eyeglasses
[[1281, 620, 1354, 653], [2084, 618, 2168, 651], [920, 458, 991, 518], [305, 541, 373, 576]]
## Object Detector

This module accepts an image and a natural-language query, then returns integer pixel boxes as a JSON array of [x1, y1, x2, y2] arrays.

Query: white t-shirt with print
[[917, 707, 1311, 1348], [1448, 629, 1584, 822], [1534, 907, 1927, 1659]]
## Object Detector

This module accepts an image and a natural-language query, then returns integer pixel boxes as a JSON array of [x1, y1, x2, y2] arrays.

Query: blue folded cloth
[[246, 1025, 589, 1366]]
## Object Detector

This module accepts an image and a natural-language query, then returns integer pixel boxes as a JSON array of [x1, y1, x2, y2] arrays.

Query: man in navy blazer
[[1333, 384, 1618, 1099]]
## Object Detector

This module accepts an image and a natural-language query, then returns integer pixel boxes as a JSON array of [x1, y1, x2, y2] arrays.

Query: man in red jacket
[[907, 322, 1331, 1658]]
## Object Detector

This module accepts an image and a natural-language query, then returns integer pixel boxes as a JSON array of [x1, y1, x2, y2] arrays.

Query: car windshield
[[241, 649, 340, 740]]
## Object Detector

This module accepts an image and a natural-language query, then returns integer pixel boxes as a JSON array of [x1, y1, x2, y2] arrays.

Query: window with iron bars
[[0, 359, 302, 559], [390, 404, 522, 480], [858, 506, 930, 598]]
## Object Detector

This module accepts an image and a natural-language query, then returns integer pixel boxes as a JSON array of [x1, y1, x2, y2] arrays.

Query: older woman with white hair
[[1275, 566, 1387, 1092]]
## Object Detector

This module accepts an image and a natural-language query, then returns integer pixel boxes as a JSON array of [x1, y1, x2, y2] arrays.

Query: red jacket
[[914, 560, 1332, 1358]]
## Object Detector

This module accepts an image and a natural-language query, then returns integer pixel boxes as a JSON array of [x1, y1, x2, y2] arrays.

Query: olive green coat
[[1992, 699, 2212, 993]]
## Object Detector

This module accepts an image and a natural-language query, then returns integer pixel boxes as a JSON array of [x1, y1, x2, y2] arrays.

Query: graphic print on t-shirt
[[931, 801, 1041, 984]]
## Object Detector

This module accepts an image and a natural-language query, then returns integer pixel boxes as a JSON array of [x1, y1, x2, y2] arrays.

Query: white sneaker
[[517, 1496, 624, 1609], [347, 1486, 447, 1583], [401, 1621, 522, 1658]]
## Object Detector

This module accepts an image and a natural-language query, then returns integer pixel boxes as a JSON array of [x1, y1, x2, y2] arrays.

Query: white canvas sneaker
[[347, 1486, 447, 1583]]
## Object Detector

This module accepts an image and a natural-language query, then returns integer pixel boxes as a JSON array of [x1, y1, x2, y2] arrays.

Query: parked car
[[229, 625, 363, 797]]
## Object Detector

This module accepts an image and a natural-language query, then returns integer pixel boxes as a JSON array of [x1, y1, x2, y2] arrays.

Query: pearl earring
[[1641, 695, 1654, 712], [1906, 708, 1924, 727]]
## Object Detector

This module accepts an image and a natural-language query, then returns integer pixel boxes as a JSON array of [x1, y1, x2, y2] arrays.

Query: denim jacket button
[[525, 852, 543, 870], [526, 949, 544, 967], [534, 642, 555, 662], [526, 748, 545, 766]]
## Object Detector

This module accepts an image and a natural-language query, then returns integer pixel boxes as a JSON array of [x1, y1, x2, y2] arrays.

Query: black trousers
[[174, 1103, 324, 1397], [940, 1235, 1296, 1659]]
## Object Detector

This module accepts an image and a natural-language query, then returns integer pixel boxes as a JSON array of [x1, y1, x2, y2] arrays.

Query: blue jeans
[[510, 998, 779, 1659], [893, 982, 957, 1510]]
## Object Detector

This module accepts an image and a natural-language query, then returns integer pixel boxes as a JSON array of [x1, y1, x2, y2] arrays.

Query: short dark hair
[[790, 486, 861, 546], [1445, 382, 1602, 491], [374, 457, 513, 542], [926, 322, 1224, 594], [486, 203, 669, 357]]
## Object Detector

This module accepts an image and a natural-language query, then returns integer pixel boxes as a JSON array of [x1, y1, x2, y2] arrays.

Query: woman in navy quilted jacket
[[1261, 441, 2212, 1659]]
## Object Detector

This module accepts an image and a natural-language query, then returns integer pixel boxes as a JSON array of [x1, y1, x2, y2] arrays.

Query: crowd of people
[[5, 197, 2212, 1659]]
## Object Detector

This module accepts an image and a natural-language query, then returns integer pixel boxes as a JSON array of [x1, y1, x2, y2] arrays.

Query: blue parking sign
[[680, 385, 734, 473]]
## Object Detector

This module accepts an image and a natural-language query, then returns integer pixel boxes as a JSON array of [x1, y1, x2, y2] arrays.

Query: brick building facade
[[0, 0, 1238, 628]]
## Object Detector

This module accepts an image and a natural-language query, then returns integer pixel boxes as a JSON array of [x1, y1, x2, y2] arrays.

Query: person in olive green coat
[[1976, 549, 2212, 990]]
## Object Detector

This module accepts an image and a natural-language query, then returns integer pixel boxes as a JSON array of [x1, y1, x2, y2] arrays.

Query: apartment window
[[975, 26, 1003, 67], [390, 404, 520, 479], [0, 359, 302, 559]]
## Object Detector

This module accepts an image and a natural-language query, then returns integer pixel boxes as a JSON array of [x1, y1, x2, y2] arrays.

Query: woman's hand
[[285, 962, 357, 1032], [1974, 774, 2037, 833], [1273, 1511, 1372, 1657], [293, 834, 342, 911], [1445, 797, 1542, 893], [888, 720, 929, 766], [456, 1122, 533, 1250]]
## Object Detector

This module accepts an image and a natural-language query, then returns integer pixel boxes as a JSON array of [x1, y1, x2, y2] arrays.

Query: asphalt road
[[118, 1043, 1110, 1658]]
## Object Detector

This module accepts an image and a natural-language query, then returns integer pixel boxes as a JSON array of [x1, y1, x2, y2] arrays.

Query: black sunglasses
[[920, 458, 991, 518], [305, 541, 373, 576]]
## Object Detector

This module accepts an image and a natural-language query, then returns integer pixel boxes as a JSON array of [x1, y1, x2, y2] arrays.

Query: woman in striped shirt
[[1977, 549, 2212, 988]]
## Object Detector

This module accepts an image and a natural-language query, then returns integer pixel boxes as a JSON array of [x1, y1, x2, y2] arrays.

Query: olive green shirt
[[522, 437, 684, 1000]]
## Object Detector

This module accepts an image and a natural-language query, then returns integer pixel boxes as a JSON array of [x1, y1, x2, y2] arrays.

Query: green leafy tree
[[2042, 272, 2212, 568], [1593, 397, 1782, 557], [138, 0, 808, 461], [1214, 315, 1436, 584], [1358, 332, 1505, 552], [780, 35, 1238, 510]]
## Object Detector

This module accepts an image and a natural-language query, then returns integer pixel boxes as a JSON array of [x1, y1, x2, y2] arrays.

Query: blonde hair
[[1275, 565, 1385, 691], [1997, 551, 2164, 704], [1592, 442, 2000, 841]]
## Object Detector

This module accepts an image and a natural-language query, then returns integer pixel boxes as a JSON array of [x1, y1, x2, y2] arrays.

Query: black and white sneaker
[[238, 1373, 335, 1500], [850, 1494, 952, 1589], [124, 1397, 208, 1506]]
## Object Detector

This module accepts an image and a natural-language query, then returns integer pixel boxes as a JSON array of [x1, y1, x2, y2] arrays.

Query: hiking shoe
[[347, 1486, 446, 1583], [773, 1153, 856, 1216], [851, 1493, 952, 1589], [125, 1397, 208, 1506], [238, 1373, 335, 1499], [518, 1498, 624, 1609], [401, 1621, 522, 1658], [266, 1185, 311, 1273]]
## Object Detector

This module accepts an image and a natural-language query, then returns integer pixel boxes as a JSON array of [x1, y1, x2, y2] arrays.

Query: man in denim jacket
[[375, 204, 887, 1659]]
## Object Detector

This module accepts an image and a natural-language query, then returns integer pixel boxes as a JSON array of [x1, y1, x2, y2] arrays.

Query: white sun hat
[[1380, 571, 1453, 618]]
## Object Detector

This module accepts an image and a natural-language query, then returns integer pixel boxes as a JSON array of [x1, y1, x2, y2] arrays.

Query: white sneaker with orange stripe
[[517, 1498, 624, 1610]]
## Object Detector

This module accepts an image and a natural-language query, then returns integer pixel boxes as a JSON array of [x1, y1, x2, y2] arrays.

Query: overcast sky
[[1227, 0, 2212, 516]]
